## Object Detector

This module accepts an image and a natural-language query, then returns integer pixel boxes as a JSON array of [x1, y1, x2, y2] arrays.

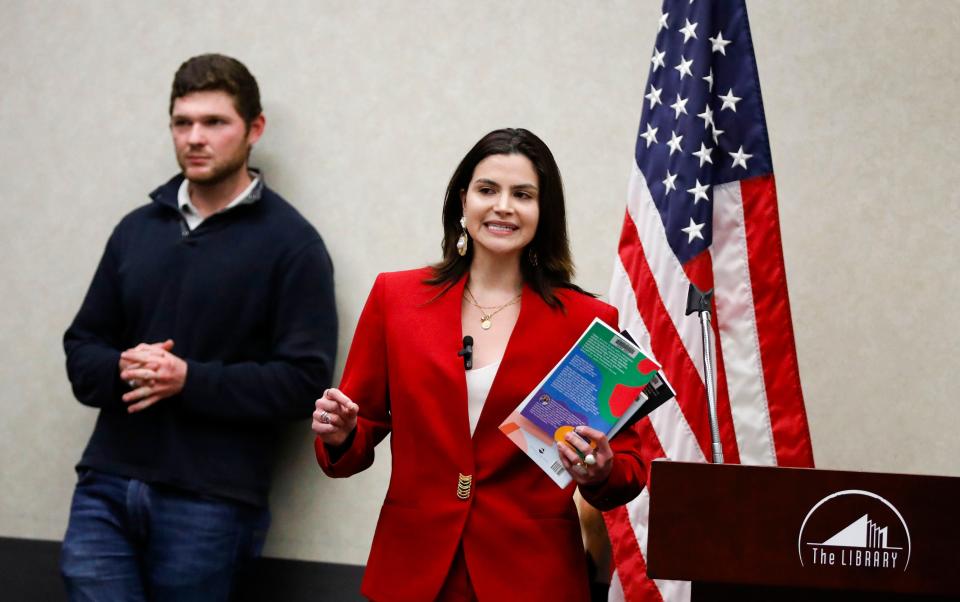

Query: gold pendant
[[480, 317, 492, 330]]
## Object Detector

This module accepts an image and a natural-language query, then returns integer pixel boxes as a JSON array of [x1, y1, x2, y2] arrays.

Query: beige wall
[[1, 1, 957, 565]]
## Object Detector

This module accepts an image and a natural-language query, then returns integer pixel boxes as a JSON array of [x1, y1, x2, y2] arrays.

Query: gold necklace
[[464, 285, 521, 330]]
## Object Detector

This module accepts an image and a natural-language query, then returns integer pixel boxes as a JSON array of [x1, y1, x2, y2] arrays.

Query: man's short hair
[[169, 54, 262, 126]]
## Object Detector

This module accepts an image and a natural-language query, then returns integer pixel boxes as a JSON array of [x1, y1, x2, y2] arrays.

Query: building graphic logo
[[798, 490, 910, 571]]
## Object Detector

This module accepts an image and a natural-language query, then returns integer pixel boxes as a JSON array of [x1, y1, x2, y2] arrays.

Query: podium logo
[[798, 489, 910, 572]]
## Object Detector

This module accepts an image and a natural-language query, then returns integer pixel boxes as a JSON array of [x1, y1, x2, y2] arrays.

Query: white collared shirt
[[177, 174, 260, 231]]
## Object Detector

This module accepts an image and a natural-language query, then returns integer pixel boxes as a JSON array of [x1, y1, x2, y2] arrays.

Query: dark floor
[[0, 536, 365, 602]]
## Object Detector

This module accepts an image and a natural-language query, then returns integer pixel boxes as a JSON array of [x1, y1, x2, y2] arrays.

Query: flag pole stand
[[686, 283, 724, 464]]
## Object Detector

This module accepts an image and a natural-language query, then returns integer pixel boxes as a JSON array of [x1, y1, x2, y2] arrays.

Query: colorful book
[[499, 318, 674, 487]]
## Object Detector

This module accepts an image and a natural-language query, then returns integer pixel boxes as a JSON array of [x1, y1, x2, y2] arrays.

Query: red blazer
[[315, 268, 646, 601]]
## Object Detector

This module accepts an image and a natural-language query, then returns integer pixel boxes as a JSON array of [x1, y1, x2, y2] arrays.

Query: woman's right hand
[[312, 388, 360, 447]]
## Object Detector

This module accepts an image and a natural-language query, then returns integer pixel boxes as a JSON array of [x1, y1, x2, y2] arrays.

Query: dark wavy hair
[[169, 54, 262, 128], [426, 128, 590, 308]]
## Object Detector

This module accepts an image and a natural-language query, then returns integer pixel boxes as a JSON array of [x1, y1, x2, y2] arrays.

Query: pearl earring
[[457, 216, 469, 257]]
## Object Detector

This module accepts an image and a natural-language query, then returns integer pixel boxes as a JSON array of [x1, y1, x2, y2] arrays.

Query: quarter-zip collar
[[149, 169, 264, 214]]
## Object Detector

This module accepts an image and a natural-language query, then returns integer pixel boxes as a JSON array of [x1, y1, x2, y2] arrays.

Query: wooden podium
[[645, 461, 960, 600]]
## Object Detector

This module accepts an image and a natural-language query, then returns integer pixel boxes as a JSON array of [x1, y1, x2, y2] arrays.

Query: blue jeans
[[61, 469, 269, 602]]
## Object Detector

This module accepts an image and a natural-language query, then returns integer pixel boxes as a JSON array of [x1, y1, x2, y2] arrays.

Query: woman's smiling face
[[460, 153, 540, 262]]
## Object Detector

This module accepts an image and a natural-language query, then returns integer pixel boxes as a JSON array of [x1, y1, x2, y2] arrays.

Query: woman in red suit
[[312, 128, 646, 601]]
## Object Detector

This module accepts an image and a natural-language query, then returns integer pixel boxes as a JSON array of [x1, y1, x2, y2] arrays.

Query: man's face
[[170, 90, 263, 185]]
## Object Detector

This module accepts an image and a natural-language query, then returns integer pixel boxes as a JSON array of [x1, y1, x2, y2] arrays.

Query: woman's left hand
[[557, 425, 613, 486]]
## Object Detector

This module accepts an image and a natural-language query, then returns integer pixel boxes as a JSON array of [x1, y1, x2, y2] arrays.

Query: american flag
[[604, 1, 814, 600]]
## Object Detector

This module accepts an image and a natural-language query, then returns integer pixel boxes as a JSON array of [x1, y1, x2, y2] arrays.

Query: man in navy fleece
[[60, 54, 337, 601]]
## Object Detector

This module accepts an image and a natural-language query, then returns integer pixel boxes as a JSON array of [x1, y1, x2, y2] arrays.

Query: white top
[[465, 360, 501, 436]]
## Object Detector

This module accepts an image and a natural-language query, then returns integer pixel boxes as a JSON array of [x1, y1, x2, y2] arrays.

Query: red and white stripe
[[604, 164, 813, 601]]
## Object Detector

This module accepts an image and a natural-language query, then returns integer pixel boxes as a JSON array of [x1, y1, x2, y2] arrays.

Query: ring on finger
[[319, 410, 330, 424], [584, 453, 597, 466]]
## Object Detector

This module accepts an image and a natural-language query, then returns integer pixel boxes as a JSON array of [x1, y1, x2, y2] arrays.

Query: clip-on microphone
[[458, 336, 474, 370]]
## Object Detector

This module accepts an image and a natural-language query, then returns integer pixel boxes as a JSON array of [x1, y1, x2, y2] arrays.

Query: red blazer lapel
[[405, 274, 475, 463]]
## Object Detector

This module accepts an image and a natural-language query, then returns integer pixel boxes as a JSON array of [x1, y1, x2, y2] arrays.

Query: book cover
[[499, 318, 673, 487]]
